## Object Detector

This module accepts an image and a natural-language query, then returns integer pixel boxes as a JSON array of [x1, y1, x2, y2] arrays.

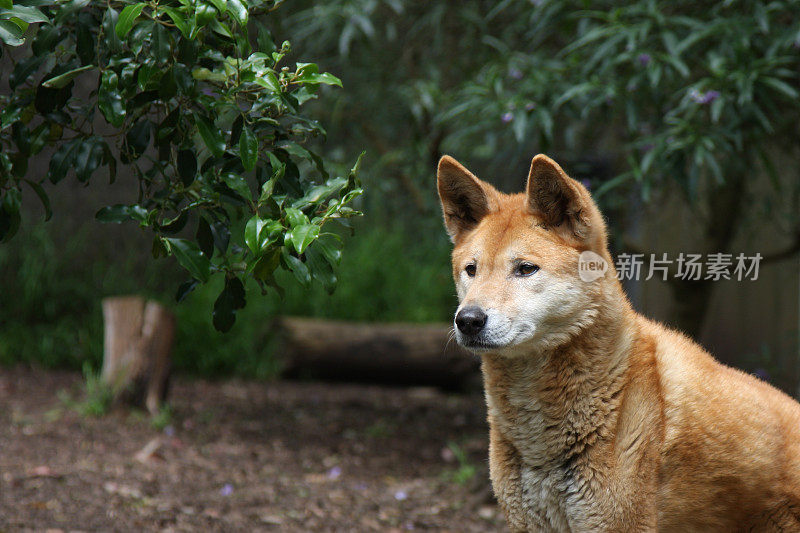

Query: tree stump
[[277, 317, 480, 390], [101, 296, 175, 414]]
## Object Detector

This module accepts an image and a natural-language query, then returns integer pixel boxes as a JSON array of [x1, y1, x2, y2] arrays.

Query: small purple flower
[[690, 89, 720, 105], [508, 67, 523, 80], [501, 112, 514, 123], [637, 53, 651, 67], [220, 483, 234, 496], [163, 425, 175, 437], [394, 490, 408, 501], [327, 466, 342, 480], [524, 102, 536, 111]]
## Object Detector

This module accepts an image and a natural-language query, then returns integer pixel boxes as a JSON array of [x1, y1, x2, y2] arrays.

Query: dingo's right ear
[[437, 156, 496, 242]]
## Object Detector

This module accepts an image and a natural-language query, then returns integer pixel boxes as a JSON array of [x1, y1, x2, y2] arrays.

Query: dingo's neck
[[481, 289, 635, 467]]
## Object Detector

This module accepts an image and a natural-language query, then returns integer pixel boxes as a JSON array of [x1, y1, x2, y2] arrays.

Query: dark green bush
[[1, 0, 363, 331]]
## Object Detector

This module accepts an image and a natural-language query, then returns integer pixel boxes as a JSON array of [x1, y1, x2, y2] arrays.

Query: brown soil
[[0, 368, 507, 532]]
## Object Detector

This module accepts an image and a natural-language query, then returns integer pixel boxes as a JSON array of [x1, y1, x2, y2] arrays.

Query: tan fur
[[437, 154, 800, 532]]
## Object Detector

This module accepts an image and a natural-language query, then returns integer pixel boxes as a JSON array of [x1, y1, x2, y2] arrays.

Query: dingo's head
[[438, 154, 616, 356]]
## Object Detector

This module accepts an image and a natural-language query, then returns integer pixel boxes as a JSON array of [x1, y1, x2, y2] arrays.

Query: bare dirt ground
[[0, 367, 506, 532]]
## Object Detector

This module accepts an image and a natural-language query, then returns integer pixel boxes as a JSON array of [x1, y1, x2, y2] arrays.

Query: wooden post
[[101, 296, 175, 414]]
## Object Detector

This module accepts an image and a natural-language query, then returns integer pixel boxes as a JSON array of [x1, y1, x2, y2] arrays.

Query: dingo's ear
[[437, 156, 496, 242], [526, 154, 594, 243]]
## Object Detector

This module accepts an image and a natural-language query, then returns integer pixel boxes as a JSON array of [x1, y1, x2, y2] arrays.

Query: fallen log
[[101, 296, 175, 414], [276, 317, 480, 390]]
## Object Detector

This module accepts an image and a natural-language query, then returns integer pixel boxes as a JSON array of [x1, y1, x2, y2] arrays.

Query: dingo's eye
[[515, 263, 539, 277], [465, 263, 477, 277]]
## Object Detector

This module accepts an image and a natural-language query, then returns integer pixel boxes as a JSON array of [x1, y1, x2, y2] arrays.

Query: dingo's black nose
[[456, 306, 487, 336]]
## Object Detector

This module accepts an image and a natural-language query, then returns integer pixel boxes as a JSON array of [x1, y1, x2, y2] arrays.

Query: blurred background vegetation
[[2, 0, 799, 392]]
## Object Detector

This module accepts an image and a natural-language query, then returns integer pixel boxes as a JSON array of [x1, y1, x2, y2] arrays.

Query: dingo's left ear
[[526, 154, 603, 247], [437, 155, 497, 242]]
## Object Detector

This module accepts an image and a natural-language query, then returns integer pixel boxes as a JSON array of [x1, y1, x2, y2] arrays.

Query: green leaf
[[284, 207, 307, 228], [0, 19, 25, 46], [9, 54, 45, 90], [162, 7, 189, 37], [164, 237, 211, 282], [31, 25, 68, 59], [348, 151, 365, 187], [238, 126, 258, 172], [293, 177, 347, 208], [125, 119, 151, 158], [761, 77, 799, 100], [258, 175, 277, 205], [102, 8, 122, 53], [0, 5, 49, 24], [212, 276, 245, 333], [47, 139, 81, 183], [24, 180, 52, 221], [252, 248, 281, 281], [195, 2, 216, 27], [282, 249, 311, 287], [207, 0, 226, 15], [245, 215, 266, 255], [223, 172, 251, 201], [306, 247, 336, 294], [209, 220, 230, 253], [289, 223, 319, 254], [210, 18, 232, 38], [194, 113, 225, 157], [98, 70, 125, 127], [196, 217, 214, 258], [42, 64, 94, 89], [2, 187, 21, 215], [159, 212, 188, 234], [227, 0, 247, 26], [175, 279, 199, 302], [151, 22, 171, 64], [297, 71, 343, 87], [0, 189, 21, 242], [115, 3, 145, 39], [54, 0, 90, 24], [315, 235, 342, 266], [256, 70, 281, 93], [76, 18, 94, 65], [710, 96, 724, 123], [177, 149, 197, 185], [74, 137, 106, 182]]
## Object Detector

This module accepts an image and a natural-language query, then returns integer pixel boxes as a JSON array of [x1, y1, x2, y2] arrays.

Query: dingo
[[437, 154, 800, 532]]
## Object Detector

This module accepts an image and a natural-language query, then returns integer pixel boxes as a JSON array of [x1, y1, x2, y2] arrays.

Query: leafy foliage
[[438, 0, 800, 203], [0, 0, 362, 330], [276, 0, 800, 220]]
